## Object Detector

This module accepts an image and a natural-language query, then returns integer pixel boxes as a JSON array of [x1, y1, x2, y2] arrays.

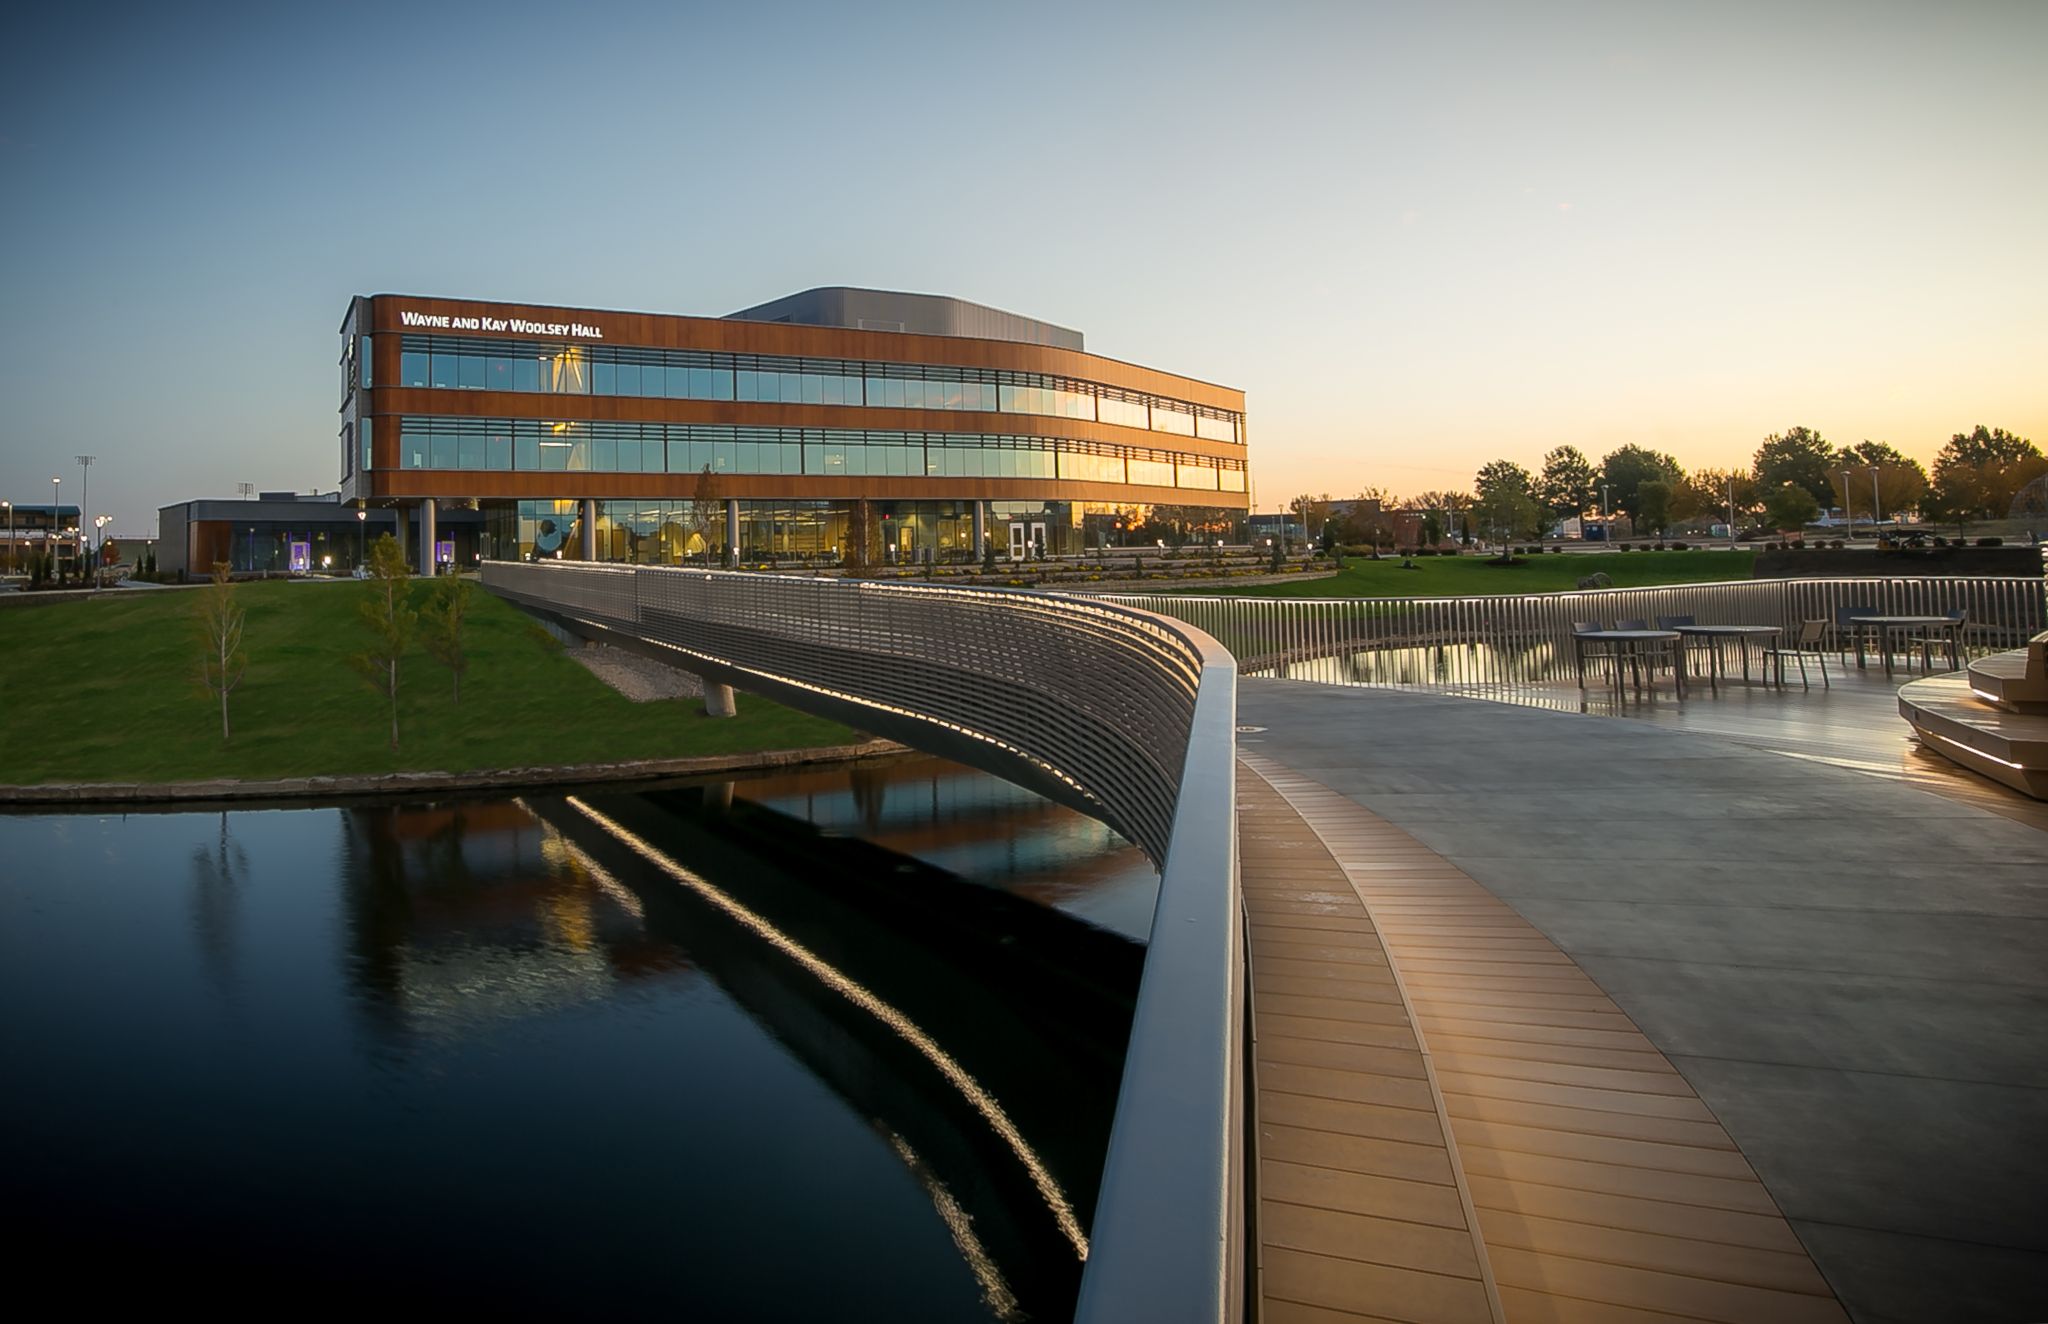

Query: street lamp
[[2, 500, 11, 576], [1868, 465, 1882, 535], [1838, 470, 1853, 537], [356, 508, 367, 572], [93, 515, 109, 588], [1600, 483, 1611, 541], [51, 477, 61, 578]]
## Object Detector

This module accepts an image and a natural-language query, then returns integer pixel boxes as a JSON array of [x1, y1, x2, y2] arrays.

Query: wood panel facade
[[344, 293, 1251, 516]]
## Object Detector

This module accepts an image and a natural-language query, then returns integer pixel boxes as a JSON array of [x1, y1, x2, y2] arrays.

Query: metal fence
[[1105, 576, 2046, 690], [481, 560, 1248, 1324]]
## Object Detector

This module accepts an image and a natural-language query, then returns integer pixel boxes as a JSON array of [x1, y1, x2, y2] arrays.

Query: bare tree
[[422, 573, 473, 702], [196, 562, 247, 741], [350, 534, 416, 750]]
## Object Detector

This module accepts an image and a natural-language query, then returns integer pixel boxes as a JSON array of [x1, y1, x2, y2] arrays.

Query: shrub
[[1670, 541, 1689, 550], [1616, 542, 1633, 551], [1978, 537, 2003, 547]]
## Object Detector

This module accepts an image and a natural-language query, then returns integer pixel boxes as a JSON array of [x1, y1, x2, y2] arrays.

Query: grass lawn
[[2, 579, 858, 785], [1184, 549, 1757, 598]]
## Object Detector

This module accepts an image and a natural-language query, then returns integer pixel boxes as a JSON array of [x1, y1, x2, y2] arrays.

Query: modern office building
[[336, 287, 1249, 570]]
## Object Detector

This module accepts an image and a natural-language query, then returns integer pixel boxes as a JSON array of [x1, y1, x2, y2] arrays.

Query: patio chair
[[1833, 604, 1878, 662], [1923, 609, 1968, 672], [1657, 614, 1711, 675], [1571, 620, 1618, 690], [1763, 619, 1831, 689]]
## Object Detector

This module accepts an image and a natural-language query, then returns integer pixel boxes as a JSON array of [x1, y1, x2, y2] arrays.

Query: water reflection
[[0, 757, 1147, 1321]]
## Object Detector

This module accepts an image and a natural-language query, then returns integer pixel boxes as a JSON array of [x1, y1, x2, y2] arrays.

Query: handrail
[[1106, 575, 2047, 689], [481, 560, 1246, 1323]]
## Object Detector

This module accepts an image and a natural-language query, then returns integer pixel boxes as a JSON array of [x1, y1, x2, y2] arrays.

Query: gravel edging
[[0, 740, 908, 807]]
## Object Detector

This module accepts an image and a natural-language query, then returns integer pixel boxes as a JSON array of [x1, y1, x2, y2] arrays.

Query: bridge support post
[[419, 498, 436, 577], [724, 499, 739, 566], [579, 499, 597, 561], [703, 681, 737, 718]]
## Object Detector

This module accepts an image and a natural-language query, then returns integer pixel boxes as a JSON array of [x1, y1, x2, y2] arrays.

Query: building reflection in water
[[326, 757, 1145, 1322], [336, 799, 693, 1046]]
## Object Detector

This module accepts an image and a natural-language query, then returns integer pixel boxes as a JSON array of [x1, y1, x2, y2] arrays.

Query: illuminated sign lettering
[[398, 309, 604, 339]]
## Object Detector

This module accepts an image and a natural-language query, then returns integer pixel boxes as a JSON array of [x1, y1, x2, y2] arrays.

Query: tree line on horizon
[[1294, 424, 2045, 546]]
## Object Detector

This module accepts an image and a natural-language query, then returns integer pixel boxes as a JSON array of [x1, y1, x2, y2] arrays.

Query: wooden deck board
[[1238, 769, 1506, 1322], [1239, 755, 1847, 1324]]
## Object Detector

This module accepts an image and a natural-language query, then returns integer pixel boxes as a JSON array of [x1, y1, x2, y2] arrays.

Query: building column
[[724, 499, 740, 567], [579, 499, 597, 561], [392, 505, 408, 567], [419, 498, 437, 576], [972, 501, 987, 557]]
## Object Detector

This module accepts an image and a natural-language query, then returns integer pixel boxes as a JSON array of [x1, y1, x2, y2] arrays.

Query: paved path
[[1239, 678, 2048, 1324]]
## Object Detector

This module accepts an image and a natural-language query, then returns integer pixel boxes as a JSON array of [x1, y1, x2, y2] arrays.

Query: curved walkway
[[1240, 678, 2048, 1324]]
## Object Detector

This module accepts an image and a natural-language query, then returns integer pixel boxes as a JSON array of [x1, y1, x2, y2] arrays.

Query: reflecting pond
[[0, 757, 1156, 1320]]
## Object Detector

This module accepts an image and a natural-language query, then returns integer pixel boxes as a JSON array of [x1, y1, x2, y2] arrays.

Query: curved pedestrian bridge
[[484, 563, 2045, 1323]]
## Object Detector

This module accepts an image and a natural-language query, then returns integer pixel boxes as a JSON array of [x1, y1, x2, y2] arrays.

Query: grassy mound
[[2, 579, 856, 785]]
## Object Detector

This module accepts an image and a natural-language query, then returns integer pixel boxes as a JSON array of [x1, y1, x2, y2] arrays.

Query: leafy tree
[[1598, 445, 1683, 527], [1474, 485, 1540, 558], [1684, 468, 1760, 531], [1537, 446, 1599, 521], [1290, 493, 1333, 544], [1751, 426, 1834, 505], [421, 573, 473, 703], [1420, 510, 1445, 546], [1473, 460, 1535, 502], [1832, 441, 1928, 525], [1930, 426, 2044, 521], [1637, 480, 1673, 538], [1763, 482, 1820, 532], [351, 534, 416, 751], [196, 562, 247, 741], [1939, 424, 2040, 469]]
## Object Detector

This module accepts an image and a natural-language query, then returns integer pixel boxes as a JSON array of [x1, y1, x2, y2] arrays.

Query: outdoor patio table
[[1574, 629, 1687, 699], [1671, 624, 1783, 690], [1849, 615, 1953, 677]]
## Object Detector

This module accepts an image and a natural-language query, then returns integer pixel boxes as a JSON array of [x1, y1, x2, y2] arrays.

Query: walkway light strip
[[557, 795, 1089, 1260]]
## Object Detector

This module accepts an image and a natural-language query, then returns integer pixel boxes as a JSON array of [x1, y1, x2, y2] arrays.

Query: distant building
[[157, 491, 481, 580], [1, 502, 82, 574]]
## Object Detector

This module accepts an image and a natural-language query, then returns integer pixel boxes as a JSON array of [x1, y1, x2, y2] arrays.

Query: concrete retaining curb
[[0, 740, 909, 807]]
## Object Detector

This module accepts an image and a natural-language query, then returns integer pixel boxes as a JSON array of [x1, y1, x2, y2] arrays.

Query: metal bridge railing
[[482, 559, 1248, 1324], [1106, 576, 2047, 690]]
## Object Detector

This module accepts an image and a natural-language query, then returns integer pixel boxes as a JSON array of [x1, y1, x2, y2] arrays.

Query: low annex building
[[335, 287, 1250, 570]]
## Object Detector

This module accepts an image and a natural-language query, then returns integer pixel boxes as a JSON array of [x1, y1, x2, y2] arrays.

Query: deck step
[[1964, 640, 2048, 714], [1899, 671, 2048, 799]]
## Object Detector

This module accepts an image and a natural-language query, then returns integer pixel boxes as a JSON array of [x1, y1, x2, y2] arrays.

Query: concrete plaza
[[1240, 675, 2048, 1323]]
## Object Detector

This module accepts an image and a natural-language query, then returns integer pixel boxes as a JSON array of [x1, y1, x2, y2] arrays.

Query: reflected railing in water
[[1110, 575, 2047, 691]]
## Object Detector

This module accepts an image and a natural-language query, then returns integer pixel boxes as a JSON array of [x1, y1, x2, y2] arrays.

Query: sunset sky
[[2, 0, 2041, 531]]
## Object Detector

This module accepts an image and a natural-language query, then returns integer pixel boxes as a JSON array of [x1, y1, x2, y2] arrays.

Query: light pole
[[76, 455, 94, 571], [1727, 476, 1738, 550], [93, 515, 109, 588], [51, 477, 61, 579], [2, 501, 11, 576], [1600, 483, 1611, 542], [1838, 470, 1853, 537], [1868, 466, 1882, 535], [356, 508, 367, 572]]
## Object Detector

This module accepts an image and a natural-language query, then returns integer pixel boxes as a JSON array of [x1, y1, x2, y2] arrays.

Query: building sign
[[398, 309, 603, 339], [289, 541, 311, 573]]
